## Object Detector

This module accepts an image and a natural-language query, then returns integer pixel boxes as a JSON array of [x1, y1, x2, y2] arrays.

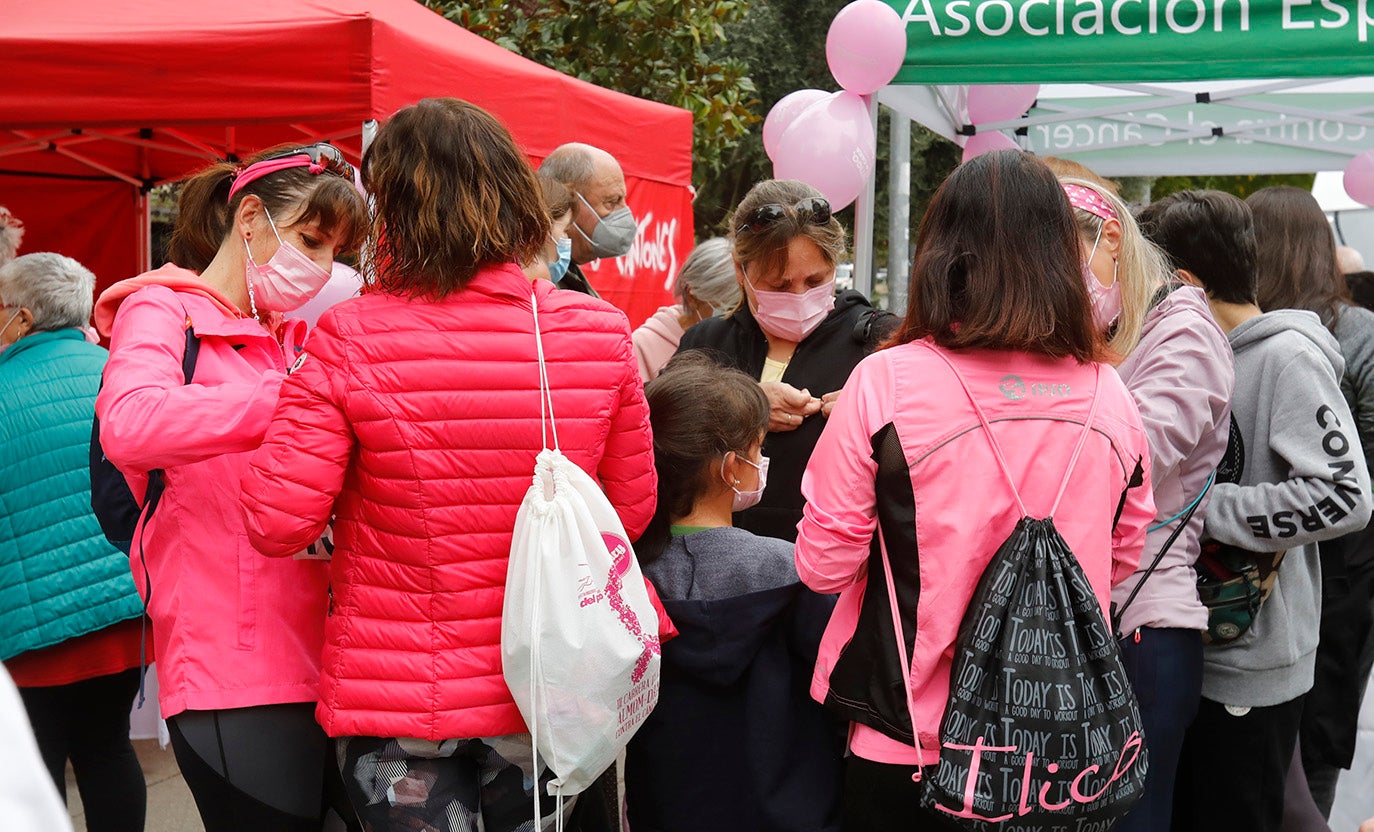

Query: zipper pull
[[1134, 628, 1142, 644]]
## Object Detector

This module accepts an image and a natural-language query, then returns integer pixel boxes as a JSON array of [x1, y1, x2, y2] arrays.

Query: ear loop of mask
[[242, 207, 285, 319], [1085, 220, 1110, 287]]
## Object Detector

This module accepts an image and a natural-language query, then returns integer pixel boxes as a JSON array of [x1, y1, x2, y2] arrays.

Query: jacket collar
[[0, 327, 84, 368]]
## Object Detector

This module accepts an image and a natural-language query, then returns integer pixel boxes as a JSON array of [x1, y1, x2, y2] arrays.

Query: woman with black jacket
[[675, 179, 895, 543]]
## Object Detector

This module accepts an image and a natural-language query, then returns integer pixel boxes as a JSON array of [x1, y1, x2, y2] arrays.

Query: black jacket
[[557, 262, 601, 298], [675, 290, 896, 542], [625, 581, 843, 832]]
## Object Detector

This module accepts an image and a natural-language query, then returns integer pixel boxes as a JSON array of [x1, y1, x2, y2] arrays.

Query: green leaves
[[433, 0, 759, 179]]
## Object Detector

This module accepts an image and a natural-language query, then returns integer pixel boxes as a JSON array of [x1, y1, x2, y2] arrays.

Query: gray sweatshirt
[[1202, 309, 1372, 707]]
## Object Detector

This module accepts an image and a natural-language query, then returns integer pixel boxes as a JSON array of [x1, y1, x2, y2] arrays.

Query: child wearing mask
[[1139, 190, 1373, 832], [625, 353, 843, 832]]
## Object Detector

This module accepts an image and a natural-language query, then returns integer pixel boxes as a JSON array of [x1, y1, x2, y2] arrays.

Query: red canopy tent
[[0, 0, 694, 326]]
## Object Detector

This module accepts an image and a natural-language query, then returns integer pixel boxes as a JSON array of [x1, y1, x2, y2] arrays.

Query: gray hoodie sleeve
[[1204, 349, 1373, 550]]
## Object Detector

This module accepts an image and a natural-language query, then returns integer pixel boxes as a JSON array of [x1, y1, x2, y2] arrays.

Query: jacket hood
[[1230, 309, 1345, 377], [640, 305, 685, 343], [94, 264, 250, 339], [660, 583, 803, 687]]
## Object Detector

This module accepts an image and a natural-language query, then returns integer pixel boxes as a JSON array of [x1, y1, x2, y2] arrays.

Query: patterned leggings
[[337, 734, 575, 832]]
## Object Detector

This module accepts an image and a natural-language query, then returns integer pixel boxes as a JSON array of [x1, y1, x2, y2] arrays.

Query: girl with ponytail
[[93, 144, 368, 832]]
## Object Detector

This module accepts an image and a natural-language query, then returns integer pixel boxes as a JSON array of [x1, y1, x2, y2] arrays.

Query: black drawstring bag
[[883, 353, 1148, 830]]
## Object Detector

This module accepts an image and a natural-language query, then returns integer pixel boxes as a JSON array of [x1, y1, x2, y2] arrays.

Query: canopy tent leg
[[887, 108, 911, 314], [853, 96, 879, 299], [136, 188, 150, 274]]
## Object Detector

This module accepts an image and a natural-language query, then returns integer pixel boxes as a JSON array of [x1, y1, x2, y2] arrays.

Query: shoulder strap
[[924, 344, 1101, 519], [531, 289, 560, 452]]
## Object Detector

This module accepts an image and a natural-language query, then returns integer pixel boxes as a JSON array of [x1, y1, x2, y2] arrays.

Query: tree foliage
[[431, 0, 758, 181], [1150, 173, 1317, 202]]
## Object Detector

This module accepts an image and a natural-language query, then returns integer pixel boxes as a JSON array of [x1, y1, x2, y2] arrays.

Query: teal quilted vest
[[0, 329, 143, 661]]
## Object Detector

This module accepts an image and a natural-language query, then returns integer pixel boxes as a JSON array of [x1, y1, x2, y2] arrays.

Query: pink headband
[[227, 154, 325, 201], [1062, 183, 1118, 222]]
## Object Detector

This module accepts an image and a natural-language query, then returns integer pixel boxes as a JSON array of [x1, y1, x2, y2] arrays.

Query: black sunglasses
[[737, 197, 833, 235]]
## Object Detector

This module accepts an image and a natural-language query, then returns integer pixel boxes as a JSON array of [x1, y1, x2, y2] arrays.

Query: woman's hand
[[761, 381, 822, 432], [821, 390, 840, 419]]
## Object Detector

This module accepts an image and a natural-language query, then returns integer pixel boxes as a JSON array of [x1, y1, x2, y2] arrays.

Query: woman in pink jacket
[[1063, 175, 1235, 832], [95, 144, 368, 831], [794, 150, 1155, 831], [239, 98, 657, 832]]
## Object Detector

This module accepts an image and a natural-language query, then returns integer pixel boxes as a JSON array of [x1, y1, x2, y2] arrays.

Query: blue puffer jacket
[[0, 329, 142, 661]]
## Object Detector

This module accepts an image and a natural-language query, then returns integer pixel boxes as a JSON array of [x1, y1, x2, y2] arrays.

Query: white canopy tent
[[860, 0, 1374, 301]]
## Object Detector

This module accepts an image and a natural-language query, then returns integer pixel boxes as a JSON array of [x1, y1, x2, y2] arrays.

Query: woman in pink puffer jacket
[[239, 99, 656, 832]]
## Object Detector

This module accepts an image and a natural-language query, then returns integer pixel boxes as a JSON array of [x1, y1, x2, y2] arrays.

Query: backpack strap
[[923, 344, 1101, 520], [1049, 365, 1103, 518]]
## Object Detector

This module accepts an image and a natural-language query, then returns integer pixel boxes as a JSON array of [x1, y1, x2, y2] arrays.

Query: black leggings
[[842, 756, 968, 832], [167, 703, 341, 832], [18, 667, 145, 832]]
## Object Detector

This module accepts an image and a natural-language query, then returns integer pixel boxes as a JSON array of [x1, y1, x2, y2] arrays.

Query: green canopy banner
[[884, 0, 1374, 83]]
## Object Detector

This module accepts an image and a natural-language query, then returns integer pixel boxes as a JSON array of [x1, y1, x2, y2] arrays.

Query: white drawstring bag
[[502, 289, 662, 827]]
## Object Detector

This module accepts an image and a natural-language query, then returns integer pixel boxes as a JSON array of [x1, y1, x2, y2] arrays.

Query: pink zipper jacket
[[795, 341, 1155, 766], [239, 264, 657, 742], [1112, 285, 1234, 635], [94, 265, 327, 718]]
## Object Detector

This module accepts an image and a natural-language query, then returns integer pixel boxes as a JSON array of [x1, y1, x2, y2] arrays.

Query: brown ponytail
[[166, 145, 370, 273], [168, 162, 237, 272]]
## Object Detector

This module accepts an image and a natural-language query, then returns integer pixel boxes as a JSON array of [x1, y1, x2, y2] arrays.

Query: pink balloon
[[764, 89, 831, 161], [1346, 150, 1374, 206], [772, 91, 876, 210], [967, 84, 1041, 125], [826, 0, 908, 95], [961, 131, 1019, 163]]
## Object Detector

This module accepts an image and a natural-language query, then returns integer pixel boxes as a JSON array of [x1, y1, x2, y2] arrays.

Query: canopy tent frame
[[856, 0, 1374, 297], [0, 0, 694, 326]]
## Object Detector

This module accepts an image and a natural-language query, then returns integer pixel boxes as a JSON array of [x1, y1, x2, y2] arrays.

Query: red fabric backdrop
[[0, 0, 691, 327]]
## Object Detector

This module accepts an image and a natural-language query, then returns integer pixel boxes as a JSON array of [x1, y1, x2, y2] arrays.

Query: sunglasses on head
[[263, 143, 356, 181], [737, 197, 832, 235]]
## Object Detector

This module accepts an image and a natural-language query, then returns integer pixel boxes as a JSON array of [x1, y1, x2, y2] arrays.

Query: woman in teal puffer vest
[[0, 252, 147, 832]]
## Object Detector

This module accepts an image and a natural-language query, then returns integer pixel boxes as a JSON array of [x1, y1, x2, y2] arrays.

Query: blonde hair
[[1059, 177, 1171, 359]]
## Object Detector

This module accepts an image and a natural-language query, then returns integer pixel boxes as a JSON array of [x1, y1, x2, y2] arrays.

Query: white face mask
[[244, 208, 334, 314], [724, 454, 769, 512]]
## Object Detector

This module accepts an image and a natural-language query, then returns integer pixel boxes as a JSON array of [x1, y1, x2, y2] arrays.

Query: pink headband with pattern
[[1062, 183, 1118, 222]]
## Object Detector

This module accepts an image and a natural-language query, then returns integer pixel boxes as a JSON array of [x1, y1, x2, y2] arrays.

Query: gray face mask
[[573, 192, 636, 259]]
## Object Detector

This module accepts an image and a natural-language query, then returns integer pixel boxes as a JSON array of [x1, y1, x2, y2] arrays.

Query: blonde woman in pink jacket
[[1063, 176, 1235, 832], [95, 145, 367, 832], [794, 151, 1155, 831]]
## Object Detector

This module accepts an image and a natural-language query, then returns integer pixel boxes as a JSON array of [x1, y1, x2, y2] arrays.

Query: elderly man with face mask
[[538, 143, 638, 297]]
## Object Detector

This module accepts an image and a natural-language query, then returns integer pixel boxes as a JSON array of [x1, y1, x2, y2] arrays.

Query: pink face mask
[[244, 208, 333, 314], [1082, 223, 1122, 332], [745, 265, 835, 342]]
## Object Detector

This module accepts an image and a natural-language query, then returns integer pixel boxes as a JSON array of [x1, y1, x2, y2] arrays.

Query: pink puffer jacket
[[240, 264, 657, 741], [95, 266, 327, 718]]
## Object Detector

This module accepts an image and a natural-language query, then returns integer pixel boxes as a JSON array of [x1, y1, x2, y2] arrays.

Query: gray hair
[[539, 143, 602, 189], [0, 252, 96, 332], [674, 238, 740, 311]]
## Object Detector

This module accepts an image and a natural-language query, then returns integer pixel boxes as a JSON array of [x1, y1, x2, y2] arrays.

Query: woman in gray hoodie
[[1141, 189, 1372, 832]]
